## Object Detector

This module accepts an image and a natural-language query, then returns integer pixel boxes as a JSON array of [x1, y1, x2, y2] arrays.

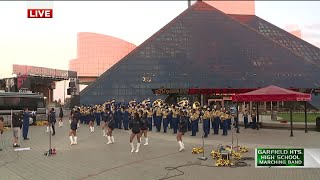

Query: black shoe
[[52, 133, 55, 136], [24, 138, 29, 140], [0, 148, 2, 151], [13, 144, 20, 147]]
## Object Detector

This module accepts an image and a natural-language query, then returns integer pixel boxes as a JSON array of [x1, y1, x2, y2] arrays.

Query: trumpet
[[152, 99, 164, 108], [193, 101, 201, 110]]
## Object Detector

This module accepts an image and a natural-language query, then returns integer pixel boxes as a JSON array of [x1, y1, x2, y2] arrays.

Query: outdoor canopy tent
[[232, 85, 311, 136]]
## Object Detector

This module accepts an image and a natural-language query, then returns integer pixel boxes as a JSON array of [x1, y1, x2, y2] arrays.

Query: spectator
[[0, 117, 4, 151], [12, 112, 23, 147], [23, 108, 30, 140], [48, 108, 56, 136]]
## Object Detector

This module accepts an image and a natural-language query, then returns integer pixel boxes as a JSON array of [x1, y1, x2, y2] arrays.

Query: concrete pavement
[[0, 117, 320, 180]]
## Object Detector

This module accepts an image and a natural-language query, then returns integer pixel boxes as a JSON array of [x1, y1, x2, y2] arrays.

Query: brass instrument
[[142, 98, 151, 106], [129, 100, 136, 107], [178, 99, 189, 109], [192, 101, 201, 110], [152, 99, 164, 108]]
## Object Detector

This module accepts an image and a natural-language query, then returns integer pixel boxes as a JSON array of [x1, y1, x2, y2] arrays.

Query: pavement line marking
[[77, 151, 180, 180]]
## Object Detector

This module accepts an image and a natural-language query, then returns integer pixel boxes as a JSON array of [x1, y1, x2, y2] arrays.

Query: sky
[[0, 1, 319, 102]]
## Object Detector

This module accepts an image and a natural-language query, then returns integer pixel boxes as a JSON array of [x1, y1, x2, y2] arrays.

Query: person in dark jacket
[[22, 108, 30, 140], [58, 107, 64, 127], [139, 111, 149, 146], [129, 112, 142, 153], [48, 108, 56, 136], [12, 112, 23, 147], [69, 116, 78, 145], [106, 111, 116, 144], [177, 111, 187, 152]]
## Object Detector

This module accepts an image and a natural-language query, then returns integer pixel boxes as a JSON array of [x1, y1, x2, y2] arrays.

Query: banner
[[255, 148, 320, 168]]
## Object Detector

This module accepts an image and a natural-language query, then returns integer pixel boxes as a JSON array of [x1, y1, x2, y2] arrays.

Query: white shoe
[[74, 136, 78, 145], [111, 136, 115, 143], [46, 126, 49, 132], [103, 130, 106, 137], [69, 136, 74, 145], [135, 143, 140, 153], [92, 127, 95, 133], [178, 141, 184, 152], [107, 136, 112, 144], [130, 143, 135, 153], [144, 138, 148, 146]]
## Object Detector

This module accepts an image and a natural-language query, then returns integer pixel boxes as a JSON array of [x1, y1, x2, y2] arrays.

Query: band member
[[190, 109, 199, 136], [147, 107, 153, 131], [94, 107, 101, 126], [251, 108, 257, 129], [177, 111, 187, 152], [213, 108, 221, 135], [162, 107, 169, 133], [171, 106, 179, 134], [202, 108, 211, 138], [69, 116, 78, 145], [117, 106, 123, 129], [107, 110, 115, 144], [226, 110, 232, 130], [220, 111, 228, 136], [129, 112, 142, 153], [123, 107, 130, 130], [140, 112, 149, 146], [89, 109, 95, 133], [58, 107, 64, 127], [243, 107, 249, 128], [102, 108, 111, 137], [155, 107, 162, 132]]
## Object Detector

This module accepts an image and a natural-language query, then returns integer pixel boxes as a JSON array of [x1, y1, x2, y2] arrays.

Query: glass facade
[[80, 1, 320, 105], [229, 14, 320, 66], [69, 32, 136, 79]]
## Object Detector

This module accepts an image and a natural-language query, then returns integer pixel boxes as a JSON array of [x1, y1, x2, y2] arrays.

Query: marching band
[[68, 98, 256, 152]]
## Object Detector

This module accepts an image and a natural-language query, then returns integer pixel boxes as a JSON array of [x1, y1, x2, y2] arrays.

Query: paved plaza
[[1, 117, 320, 180]]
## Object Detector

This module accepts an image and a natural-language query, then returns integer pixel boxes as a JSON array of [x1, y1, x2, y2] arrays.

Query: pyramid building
[[80, 1, 320, 105]]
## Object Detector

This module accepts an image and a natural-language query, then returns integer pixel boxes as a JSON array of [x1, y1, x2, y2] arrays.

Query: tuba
[[152, 99, 164, 108], [192, 101, 201, 110]]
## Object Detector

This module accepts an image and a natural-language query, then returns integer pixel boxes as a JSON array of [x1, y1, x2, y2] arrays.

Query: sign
[[28, 9, 53, 18], [152, 88, 188, 95], [256, 148, 304, 167], [13, 64, 77, 79]]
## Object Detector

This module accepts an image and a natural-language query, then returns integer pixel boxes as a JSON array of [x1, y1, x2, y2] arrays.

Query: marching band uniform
[[243, 108, 249, 128], [213, 109, 221, 134], [251, 109, 257, 129], [168, 108, 173, 129], [95, 107, 101, 126], [140, 113, 149, 145], [162, 108, 169, 133], [123, 107, 130, 130], [177, 113, 187, 151], [187, 108, 192, 131], [155, 107, 162, 132], [190, 110, 199, 136], [107, 112, 115, 144], [147, 108, 153, 131], [89, 109, 95, 133], [171, 107, 179, 134], [130, 115, 142, 153], [202, 108, 211, 138], [220, 112, 228, 136], [112, 108, 118, 129], [117, 107, 123, 129], [226, 111, 232, 130]]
